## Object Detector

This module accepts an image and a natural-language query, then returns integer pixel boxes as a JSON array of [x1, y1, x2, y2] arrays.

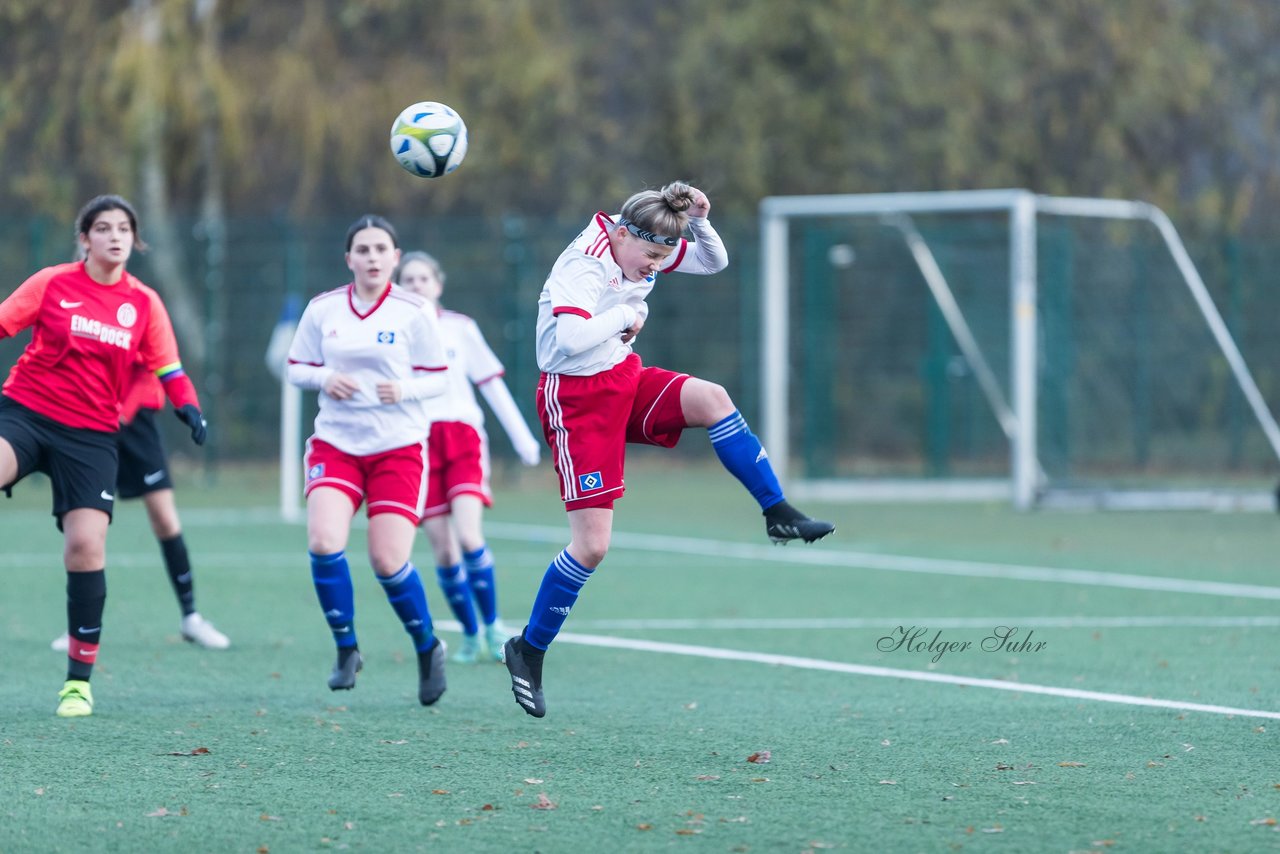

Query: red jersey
[[0, 262, 198, 431], [120, 362, 166, 424]]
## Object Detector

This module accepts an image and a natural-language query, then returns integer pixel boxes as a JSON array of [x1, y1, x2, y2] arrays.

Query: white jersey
[[287, 283, 447, 456], [429, 308, 504, 428], [534, 211, 728, 376]]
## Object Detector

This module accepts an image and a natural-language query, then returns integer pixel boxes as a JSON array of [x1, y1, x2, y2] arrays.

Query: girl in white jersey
[[395, 251, 542, 664], [286, 215, 451, 707], [504, 182, 835, 718]]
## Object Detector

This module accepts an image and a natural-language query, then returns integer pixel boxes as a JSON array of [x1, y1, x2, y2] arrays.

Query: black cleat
[[764, 500, 835, 544], [504, 635, 546, 718], [418, 638, 448, 706], [328, 648, 363, 690]]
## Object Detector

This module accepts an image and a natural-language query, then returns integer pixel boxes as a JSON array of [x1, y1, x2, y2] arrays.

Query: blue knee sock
[[463, 546, 499, 626], [709, 410, 784, 510], [379, 562, 435, 653], [523, 550, 593, 650], [435, 563, 479, 636], [310, 551, 358, 649]]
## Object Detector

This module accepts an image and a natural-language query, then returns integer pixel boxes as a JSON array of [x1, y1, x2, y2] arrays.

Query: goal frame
[[759, 189, 1280, 510]]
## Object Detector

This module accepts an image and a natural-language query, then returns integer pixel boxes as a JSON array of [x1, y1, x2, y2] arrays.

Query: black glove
[[175, 404, 208, 446]]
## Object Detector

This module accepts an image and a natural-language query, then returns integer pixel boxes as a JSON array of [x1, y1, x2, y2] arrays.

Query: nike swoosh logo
[[78, 648, 95, 656], [100, 490, 115, 501], [60, 299, 84, 309], [78, 626, 100, 634], [143, 470, 166, 485]]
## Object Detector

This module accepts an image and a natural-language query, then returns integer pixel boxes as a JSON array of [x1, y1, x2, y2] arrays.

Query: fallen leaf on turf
[[751, 778, 769, 783], [257, 847, 268, 854], [722, 816, 748, 823], [881, 739, 891, 746], [387, 793, 403, 798], [1058, 761, 1086, 767], [524, 778, 543, 784], [163, 747, 211, 756], [380, 740, 407, 745], [1250, 817, 1278, 826], [1194, 815, 1207, 822], [808, 844, 836, 850], [878, 780, 897, 785], [591, 805, 603, 811], [636, 824, 653, 831], [995, 763, 1014, 771], [344, 822, 354, 830], [990, 738, 1009, 745], [146, 807, 172, 817], [1182, 744, 1195, 752], [531, 793, 557, 810], [696, 775, 720, 781], [259, 814, 281, 822], [981, 825, 1003, 833], [1092, 840, 1116, 847], [481, 804, 495, 811], [431, 790, 449, 795], [1255, 726, 1266, 733], [746, 751, 771, 764], [34, 788, 44, 796], [1012, 781, 1037, 786], [675, 829, 701, 835], [684, 702, 697, 710]]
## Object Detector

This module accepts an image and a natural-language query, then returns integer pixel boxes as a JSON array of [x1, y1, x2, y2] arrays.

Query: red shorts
[[304, 437, 428, 523], [422, 421, 492, 519], [537, 353, 690, 511]]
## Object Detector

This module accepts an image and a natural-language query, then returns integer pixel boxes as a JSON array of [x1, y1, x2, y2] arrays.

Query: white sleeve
[[285, 300, 332, 389], [554, 305, 637, 356], [479, 377, 541, 465], [400, 368, 447, 401], [401, 306, 449, 400], [663, 217, 728, 275]]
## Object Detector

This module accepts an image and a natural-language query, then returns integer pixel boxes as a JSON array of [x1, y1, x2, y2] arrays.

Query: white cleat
[[181, 613, 231, 649], [51, 632, 70, 652]]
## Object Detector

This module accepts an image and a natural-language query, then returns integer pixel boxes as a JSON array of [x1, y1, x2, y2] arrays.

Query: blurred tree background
[[1, 0, 1279, 474]]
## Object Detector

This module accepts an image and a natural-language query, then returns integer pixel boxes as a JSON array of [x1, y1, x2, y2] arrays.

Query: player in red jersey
[[0, 195, 207, 718], [50, 362, 229, 655]]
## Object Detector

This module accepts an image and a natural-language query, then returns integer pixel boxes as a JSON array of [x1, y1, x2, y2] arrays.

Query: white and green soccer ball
[[389, 101, 468, 178]]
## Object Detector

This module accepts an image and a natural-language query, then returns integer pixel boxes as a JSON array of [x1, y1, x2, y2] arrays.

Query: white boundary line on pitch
[[569, 615, 1280, 630], [485, 522, 1280, 601], [551, 631, 1280, 721]]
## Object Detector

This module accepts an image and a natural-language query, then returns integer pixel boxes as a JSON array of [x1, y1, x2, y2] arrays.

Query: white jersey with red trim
[[287, 283, 447, 456], [428, 308, 504, 428], [534, 211, 727, 376]]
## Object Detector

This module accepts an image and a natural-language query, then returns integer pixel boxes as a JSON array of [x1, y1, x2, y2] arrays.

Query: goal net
[[759, 190, 1280, 510]]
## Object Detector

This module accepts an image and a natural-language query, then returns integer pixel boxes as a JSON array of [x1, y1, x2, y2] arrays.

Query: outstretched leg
[[682, 379, 834, 544]]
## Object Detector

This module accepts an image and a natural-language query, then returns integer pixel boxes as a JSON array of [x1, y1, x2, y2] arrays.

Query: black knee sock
[[160, 534, 196, 616], [66, 569, 106, 682]]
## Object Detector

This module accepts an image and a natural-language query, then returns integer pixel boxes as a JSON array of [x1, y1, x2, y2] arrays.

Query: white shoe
[[51, 632, 70, 652], [181, 613, 230, 649]]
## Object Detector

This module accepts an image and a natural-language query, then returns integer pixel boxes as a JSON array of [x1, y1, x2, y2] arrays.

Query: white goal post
[[759, 189, 1280, 510]]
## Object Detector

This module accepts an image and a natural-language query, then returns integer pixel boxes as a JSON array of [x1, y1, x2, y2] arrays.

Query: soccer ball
[[389, 101, 468, 178]]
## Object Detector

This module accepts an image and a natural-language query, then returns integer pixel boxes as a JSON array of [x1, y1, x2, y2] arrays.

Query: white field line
[[549, 630, 1280, 721], [486, 522, 1280, 601], [568, 615, 1280, 630]]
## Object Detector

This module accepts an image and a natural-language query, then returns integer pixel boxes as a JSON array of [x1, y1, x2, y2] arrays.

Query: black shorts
[[0, 395, 117, 525], [117, 409, 173, 499]]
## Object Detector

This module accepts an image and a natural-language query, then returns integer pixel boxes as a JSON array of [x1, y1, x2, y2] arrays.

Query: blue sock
[[379, 562, 435, 653], [708, 410, 784, 510], [463, 546, 499, 625], [524, 550, 593, 650], [436, 563, 479, 636], [310, 551, 357, 649]]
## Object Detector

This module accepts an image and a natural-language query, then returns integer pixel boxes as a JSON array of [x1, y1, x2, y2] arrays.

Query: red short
[[303, 437, 428, 523], [537, 353, 690, 511], [422, 421, 492, 519]]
